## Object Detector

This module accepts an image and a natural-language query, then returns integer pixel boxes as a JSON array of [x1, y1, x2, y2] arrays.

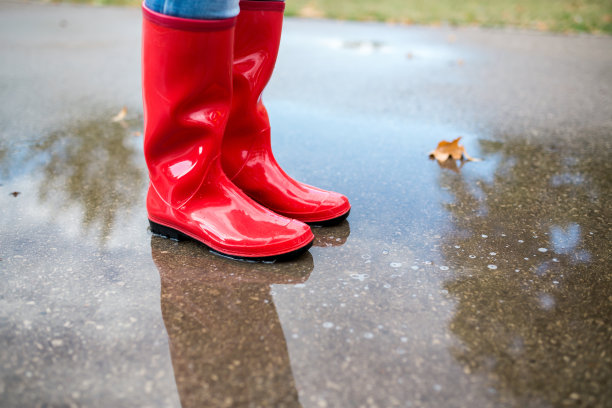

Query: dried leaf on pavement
[[429, 137, 480, 162], [111, 106, 127, 122]]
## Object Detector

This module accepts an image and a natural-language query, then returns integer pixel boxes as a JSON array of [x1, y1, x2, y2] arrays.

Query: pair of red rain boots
[[142, 1, 350, 261]]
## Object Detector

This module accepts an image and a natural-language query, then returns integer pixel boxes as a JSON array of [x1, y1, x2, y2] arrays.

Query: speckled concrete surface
[[0, 2, 611, 407]]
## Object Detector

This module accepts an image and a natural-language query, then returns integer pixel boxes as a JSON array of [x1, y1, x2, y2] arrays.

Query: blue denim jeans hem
[[144, 0, 283, 19]]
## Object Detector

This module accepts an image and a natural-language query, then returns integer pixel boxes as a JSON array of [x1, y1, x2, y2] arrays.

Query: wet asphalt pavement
[[1, 2, 611, 407]]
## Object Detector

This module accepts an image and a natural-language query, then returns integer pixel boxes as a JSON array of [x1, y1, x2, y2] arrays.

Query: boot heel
[[149, 220, 191, 241]]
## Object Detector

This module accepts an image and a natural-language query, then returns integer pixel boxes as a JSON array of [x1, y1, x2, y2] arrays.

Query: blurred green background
[[46, 0, 612, 34]]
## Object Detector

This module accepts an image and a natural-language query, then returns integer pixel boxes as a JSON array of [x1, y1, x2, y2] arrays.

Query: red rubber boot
[[221, 0, 351, 226], [142, 5, 313, 261]]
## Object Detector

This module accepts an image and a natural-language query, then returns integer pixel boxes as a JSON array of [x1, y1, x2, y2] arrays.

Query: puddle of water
[[0, 113, 145, 245], [435, 136, 611, 407], [2, 119, 609, 406]]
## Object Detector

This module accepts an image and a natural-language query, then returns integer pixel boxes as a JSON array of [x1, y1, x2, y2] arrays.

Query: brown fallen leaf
[[111, 106, 127, 122], [10, 191, 20, 197], [429, 137, 480, 162]]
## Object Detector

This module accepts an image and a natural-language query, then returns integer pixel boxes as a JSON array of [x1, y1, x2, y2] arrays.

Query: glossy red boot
[[142, 5, 313, 261], [221, 0, 351, 226]]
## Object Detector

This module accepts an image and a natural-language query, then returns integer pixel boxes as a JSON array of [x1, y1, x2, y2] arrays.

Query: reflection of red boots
[[152, 236, 310, 407], [142, 5, 313, 260], [222, 1, 351, 225]]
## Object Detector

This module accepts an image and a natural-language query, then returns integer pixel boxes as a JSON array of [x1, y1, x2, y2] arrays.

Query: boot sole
[[149, 220, 313, 263], [306, 209, 351, 227]]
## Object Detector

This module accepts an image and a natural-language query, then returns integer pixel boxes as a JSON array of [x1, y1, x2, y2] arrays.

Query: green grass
[[48, 0, 612, 34]]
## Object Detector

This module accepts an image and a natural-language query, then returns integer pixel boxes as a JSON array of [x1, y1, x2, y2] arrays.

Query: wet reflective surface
[[1, 3, 611, 408]]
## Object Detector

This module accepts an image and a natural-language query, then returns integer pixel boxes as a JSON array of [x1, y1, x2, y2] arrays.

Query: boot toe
[[307, 191, 351, 223], [197, 213, 314, 259]]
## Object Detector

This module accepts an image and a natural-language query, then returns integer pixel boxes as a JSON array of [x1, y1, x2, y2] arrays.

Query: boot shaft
[[234, 0, 284, 95], [142, 5, 237, 207], [226, 1, 285, 136]]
